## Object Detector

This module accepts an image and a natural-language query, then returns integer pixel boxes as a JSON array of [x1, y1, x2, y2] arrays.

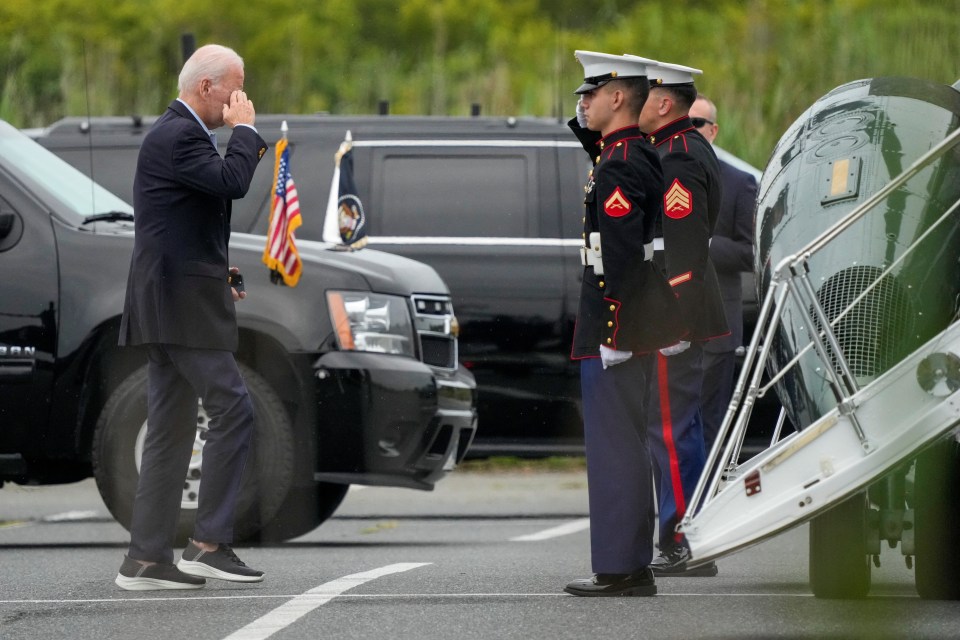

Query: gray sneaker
[[115, 555, 206, 590], [177, 539, 264, 583]]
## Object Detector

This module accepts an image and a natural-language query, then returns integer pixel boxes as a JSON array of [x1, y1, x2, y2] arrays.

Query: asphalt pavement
[[2, 470, 959, 640]]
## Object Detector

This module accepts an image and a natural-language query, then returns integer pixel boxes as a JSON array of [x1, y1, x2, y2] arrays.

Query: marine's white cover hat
[[642, 59, 703, 86], [574, 50, 651, 94]]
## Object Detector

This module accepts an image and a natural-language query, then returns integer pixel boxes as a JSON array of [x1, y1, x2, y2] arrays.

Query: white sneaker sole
[[177, 559, 264, 583], [115, 574, 205, 591]]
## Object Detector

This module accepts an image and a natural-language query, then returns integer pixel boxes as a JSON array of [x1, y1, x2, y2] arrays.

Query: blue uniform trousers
[[647, 343, 707, 549], [128, 344, 255, 564], [581, 355, 656, 574]]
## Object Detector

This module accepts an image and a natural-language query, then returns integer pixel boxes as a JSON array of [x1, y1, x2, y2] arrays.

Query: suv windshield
[[0, 120, 132, 222]]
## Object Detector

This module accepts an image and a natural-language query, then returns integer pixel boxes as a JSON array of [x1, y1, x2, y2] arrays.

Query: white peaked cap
[[641, 58, 703, 86], [621, 53, 659, 67], [574, 50, 650, 94]]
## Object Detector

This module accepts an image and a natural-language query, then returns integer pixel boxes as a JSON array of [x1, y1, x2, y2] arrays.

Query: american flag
[[262, 137, 302, 286]]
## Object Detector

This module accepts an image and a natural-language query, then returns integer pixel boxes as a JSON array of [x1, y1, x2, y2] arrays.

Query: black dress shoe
[[564, 568, 657, 597], [650, 543, 718, 577]]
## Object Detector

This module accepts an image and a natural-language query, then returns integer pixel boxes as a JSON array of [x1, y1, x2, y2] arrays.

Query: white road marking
[[42, 510, 101, 522], [510, 518, 590, 542], [221, 562, 431, 640]]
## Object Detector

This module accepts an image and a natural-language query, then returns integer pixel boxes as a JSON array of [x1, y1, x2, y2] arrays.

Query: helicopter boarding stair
[[680, 127, 960, 570]]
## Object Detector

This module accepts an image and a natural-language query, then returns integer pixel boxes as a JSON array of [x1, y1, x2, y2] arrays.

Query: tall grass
[[0, 0, 955, 166]]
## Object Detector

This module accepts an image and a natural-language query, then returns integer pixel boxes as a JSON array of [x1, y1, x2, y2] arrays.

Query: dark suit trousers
[[701, 348, 737, 453], [581, 355, 656, 574], [128, 344, 254, 564]]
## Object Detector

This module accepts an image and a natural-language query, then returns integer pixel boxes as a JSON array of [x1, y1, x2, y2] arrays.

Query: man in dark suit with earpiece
[[115, 43, 268, 591], [689, 95, 757, 454]]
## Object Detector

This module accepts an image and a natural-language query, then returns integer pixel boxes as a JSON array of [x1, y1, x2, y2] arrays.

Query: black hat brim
[[574, 81, 600, 94]]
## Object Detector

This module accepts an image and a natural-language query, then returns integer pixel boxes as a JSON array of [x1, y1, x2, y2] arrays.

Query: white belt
[[579, 233, 654, 275]]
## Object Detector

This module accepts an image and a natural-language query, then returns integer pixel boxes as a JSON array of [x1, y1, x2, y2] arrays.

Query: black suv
[[1, 119, 476, 543], [34, 114, 767, 455]]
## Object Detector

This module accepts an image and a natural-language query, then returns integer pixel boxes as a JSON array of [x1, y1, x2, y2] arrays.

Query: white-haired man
[[115, 44, 268, 590]]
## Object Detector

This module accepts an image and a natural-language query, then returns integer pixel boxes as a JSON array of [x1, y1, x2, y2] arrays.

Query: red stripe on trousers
[[657, 352, 688, 531]]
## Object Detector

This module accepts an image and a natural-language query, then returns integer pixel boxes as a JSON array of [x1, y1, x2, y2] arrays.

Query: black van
[[34, 114, 768, 455]]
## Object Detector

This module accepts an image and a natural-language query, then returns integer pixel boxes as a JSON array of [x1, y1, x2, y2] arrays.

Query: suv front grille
[[421, 334, 457, 369], [411, 294, 458, 370]]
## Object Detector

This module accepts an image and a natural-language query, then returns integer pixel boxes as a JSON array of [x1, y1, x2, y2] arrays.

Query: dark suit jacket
[[119, 100, 267, 351], [703, 159, 757, 354]]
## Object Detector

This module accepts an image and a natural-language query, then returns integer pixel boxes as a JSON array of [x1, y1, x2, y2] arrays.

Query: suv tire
[[92, 364, 294, 544]]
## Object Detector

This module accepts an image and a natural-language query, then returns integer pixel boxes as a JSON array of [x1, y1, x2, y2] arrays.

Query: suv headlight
[[326, 291, 415, 357]]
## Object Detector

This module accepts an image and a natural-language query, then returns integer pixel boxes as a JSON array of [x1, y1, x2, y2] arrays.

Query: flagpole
[[335, 129, 353, 166], [269, 120, 290, 284], [324, 131, 353, 243]]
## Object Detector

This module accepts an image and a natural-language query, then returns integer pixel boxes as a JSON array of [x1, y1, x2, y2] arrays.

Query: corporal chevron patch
[[664, 178, 693, 219], [603, 186, 633, 217]]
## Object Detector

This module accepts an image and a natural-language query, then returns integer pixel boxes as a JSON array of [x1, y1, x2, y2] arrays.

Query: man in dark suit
[[638, 60, 728, 577], [689, 95, 757, 453], [114, 44, 269, 591]]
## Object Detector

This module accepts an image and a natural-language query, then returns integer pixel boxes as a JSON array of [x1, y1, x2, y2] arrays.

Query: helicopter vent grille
[[811, 265, 914, 380]]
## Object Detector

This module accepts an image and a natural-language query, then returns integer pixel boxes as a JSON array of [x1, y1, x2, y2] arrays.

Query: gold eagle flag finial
[[335, 130, 353, 167]]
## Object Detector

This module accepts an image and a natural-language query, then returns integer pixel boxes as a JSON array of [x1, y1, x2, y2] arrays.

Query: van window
[[376, 154, 529, 237]]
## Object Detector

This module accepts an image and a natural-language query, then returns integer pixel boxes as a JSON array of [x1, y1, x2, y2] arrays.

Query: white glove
[[576, 98, 588, 128], [659, 340, 691, 357], [600, 344, 632, 369]]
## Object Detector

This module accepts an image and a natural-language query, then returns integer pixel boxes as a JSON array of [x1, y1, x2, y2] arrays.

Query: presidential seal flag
[[335, 131, 368, 248], [262, 125, 302, 286]]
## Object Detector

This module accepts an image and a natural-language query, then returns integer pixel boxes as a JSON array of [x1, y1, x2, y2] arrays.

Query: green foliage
[[1, 0, 957, 166]]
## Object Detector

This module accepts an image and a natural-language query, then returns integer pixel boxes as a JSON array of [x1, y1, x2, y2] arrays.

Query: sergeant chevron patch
[[664, 179, 693, 219], [603, 187, 633, 217]]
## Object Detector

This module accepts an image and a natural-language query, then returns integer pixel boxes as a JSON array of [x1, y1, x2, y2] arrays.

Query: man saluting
[[115, 44, 268, 591], [564, 51, 684, 597], [637, 59, 727, 578]]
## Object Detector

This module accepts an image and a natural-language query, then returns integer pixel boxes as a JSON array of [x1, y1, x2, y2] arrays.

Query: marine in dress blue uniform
[[563, 51, 684, 598], [638, 60, 728, 576]]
